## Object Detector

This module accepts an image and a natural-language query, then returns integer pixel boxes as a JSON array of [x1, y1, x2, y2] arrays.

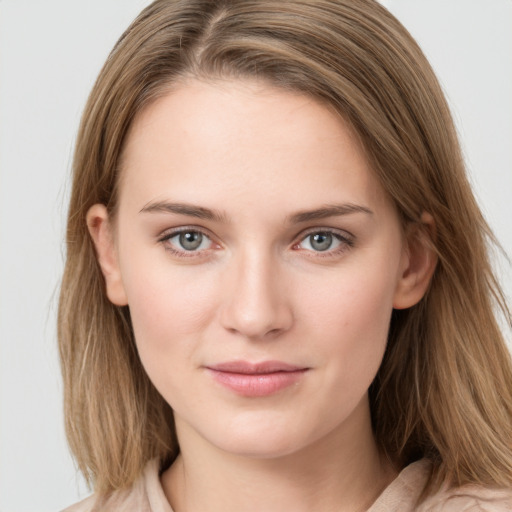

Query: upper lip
[[206, 360, 307, 374]]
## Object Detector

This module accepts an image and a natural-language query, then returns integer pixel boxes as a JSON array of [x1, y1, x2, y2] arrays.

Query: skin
[[88, 79, 436, 512]]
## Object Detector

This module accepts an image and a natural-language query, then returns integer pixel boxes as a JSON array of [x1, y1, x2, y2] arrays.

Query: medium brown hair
[[59, 0, 512, 496]]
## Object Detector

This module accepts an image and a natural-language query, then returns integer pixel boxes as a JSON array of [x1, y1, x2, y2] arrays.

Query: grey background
[[1, 1, 511, 511]]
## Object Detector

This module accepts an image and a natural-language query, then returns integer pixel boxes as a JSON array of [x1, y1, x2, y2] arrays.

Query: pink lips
[[206, 360, 308, 397]]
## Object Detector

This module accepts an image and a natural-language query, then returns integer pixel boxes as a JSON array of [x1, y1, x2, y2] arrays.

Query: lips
[[206, 360, 309, 397]]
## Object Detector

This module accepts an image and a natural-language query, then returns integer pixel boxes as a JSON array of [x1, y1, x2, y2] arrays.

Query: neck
[[161, 398, 397, 512]]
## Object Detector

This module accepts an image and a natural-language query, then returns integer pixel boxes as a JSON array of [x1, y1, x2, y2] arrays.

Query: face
[[90, 79, 429, 459]]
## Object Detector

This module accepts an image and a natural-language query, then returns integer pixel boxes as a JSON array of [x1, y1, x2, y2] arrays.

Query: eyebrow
[[139, 201, 226, 222], [139, 200, 373, 224], [288, 204, 373, 223]]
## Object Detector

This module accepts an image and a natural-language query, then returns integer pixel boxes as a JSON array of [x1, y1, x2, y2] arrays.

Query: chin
[[199, 415, 325, 460], [217, 435, 305, 460]]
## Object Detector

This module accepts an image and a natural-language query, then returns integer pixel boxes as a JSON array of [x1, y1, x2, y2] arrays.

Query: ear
[[393, 212, 438, 310], [86, 204, 128, 306]]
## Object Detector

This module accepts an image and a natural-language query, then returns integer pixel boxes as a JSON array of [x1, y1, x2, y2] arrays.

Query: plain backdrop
[[0, 1, 511, 511]]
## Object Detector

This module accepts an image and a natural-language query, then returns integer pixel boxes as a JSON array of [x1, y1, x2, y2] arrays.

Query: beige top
[[63, 459, 512, 512]]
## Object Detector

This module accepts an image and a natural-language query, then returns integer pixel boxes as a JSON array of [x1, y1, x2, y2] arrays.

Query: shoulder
[[419, 485, 512, 512], [60, 459, 171, 512], [370, 459, 433, 511], [60, 486, 148, 512], [61, 494, 96, 512], [370, 460, 512, 512]]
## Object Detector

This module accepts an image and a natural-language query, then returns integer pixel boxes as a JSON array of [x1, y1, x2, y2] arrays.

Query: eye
[[302, 232, 338, 252], [160, 229, 214, 253], [295, 230, 353, 254]]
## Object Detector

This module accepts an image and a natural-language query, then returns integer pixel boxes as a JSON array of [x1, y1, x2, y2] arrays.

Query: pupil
[[311, 233, 332, 251], [179, 231, 202, 250]]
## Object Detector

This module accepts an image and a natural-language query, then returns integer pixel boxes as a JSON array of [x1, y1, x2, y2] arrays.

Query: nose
[[220, 249, 294, 340]]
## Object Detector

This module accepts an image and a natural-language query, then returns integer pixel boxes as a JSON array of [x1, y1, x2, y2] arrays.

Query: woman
[[60, 1, 512, 510]]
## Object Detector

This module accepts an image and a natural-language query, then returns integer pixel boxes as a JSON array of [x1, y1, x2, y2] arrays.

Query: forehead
[[118, 79, 387, 215]]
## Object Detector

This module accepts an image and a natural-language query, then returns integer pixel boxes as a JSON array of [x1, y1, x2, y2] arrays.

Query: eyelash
[[292, 228, 355, 258], [157, 227, 355, 259], [157, 226, 218, 258]]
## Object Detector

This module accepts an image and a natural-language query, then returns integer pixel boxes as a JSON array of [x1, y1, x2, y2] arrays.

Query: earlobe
[[393, 212, 438, 310], [86, 204, 128, 306]]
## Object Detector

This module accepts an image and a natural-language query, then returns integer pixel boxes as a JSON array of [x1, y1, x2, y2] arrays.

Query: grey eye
[[162, 229, 214, 255], [309, 233, 334, 251], [297, 231, 345, 253], [178, 231, 204, 251]]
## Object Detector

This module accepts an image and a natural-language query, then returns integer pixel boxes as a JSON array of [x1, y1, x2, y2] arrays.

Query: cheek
[[304, 266, 397, 338], [118, 250, 219, 372], [299, 257, 400, 385]]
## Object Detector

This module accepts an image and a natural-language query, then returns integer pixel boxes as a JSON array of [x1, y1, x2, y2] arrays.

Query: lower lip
[[207, 369, 308, 397]]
